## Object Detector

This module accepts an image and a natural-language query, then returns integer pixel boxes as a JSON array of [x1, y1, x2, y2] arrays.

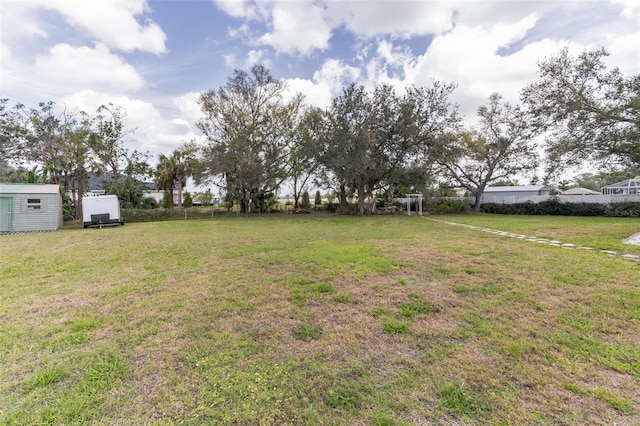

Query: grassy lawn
[[1, 215, 639, 425], [439, 214, 640, 255]]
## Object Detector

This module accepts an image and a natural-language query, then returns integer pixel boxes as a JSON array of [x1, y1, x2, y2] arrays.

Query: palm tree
[[155, 153, 176, 208], [156, 144, 197, 208]]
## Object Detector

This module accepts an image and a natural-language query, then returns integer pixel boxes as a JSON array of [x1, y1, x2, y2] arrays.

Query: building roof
[[0, 183, 61, 194], [484, 185, 547, 193], [601, 178, 640, 189], [562, 187, 600, 195], [87, 172, 163, 191]]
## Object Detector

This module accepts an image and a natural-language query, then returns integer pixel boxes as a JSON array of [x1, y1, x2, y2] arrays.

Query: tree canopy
[[316, 82, 459, 214], [432, 93, 538, 211], [196, 64, 302, 215], [3, 47, 639, 217], [522, 47, 640, 172]]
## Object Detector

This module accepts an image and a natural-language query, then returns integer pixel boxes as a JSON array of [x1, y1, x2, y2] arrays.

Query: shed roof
[[484, 185, 547, 193], [0, 183, 61, 194]]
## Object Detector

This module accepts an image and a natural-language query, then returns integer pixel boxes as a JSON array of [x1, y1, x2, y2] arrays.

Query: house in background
[[0, 184, 63, 233], [85, 172, 176, 204]]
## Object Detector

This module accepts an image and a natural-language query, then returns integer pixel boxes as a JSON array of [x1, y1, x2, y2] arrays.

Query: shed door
[[0, 198, 11, 232]]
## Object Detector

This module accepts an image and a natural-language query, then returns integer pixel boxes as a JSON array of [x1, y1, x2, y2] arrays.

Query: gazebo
[[405, 193, 423, 216], [601, 178, 640, 195]]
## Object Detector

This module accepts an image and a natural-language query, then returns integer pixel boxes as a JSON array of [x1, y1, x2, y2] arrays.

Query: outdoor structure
[[481, 185, 550, 204], [406, 193, 423, 216], [0, 184, 63, 233], [601, 178, 640, 195]]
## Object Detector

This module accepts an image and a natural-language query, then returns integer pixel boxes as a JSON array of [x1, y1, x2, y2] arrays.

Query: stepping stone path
[[426, 218, 640, 263]]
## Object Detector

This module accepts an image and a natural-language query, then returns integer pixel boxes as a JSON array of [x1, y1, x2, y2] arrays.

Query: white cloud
[[314, 58, 361, 90], [327, 1, 455, 37], [223, 49, 271, 70], [283, 78, 332, 109], [172, 92, 203, 124], [214, 0, 259, 19], [611, 0, 640, 20], [245, 49, 270, 68], [60, 90, 199, 158], [604, 30, 640, 74], [45, 0, 166, 53], [0, 1, 48, 39], [35, 43, 145, 92], [394, 14, 546, 114], [283, 59, 362, 109], [223, 53, 237, 68], [2, 0, 167, 54], [228, 23, 252, 39], [258, 1, 332, 55]]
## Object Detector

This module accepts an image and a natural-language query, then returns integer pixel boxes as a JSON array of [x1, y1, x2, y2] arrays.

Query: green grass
[[1, 214, 639, 424], [440, 214, 640, 254], [292, 323, 323, 341]]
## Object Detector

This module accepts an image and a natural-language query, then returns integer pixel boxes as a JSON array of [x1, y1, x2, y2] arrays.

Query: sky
[[1, 0, 639, 188]]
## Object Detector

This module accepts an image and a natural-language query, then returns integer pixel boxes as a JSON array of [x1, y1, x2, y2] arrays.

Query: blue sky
[[1, 0, 639, 182]]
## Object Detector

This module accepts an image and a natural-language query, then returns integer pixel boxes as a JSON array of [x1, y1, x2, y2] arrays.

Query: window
[[27, 198, 41, 211]]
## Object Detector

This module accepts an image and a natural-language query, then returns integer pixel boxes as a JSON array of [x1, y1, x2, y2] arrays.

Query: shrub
[[479, 199, 628, 216], [606, 202, 640, 217], [139, 197, 158, 210], [424, 199, 472, 214], [326, 202, 338, 213], [182, 192, 193, 208], [301, 191, 311, 209]]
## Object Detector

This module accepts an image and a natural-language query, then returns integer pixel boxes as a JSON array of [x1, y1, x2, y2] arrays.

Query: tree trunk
[[177, 175, 183, 209], [243, 191, 250, 217], [368, 195, 376, 214], [357, 185, 365, 215], [474, 193, 482, 212], [336, 183, 345, 208]]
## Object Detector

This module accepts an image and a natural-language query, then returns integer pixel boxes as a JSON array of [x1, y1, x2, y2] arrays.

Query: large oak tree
[[433, 93, 538, 211], [522, 47, 640, 172], [196, 65, 302, 215]]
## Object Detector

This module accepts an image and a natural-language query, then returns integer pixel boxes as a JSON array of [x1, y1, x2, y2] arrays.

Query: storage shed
[[0, 184, 63, 233]]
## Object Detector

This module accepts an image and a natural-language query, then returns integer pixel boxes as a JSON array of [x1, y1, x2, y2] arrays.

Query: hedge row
[[480, 199, 640, 217], [121, 199, 639, 222], [424, 199, 472, 214]]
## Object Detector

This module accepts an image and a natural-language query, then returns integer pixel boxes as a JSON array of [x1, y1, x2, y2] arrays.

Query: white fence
[[480, 194, 640, 205]]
